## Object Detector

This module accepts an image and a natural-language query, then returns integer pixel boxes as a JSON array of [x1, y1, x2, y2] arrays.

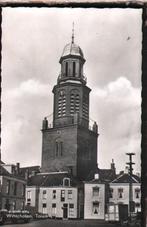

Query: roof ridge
[[131, 175, 139, 183], [111, 172, 125, 183], [40, 175, 49, 186]]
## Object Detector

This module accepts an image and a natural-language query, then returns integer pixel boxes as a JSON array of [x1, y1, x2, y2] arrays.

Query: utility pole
[[126, 153, 135, 222]]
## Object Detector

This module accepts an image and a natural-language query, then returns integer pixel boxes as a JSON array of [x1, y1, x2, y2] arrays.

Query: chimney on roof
[[67, 165, 73, 176], [111, 159, 116, 173], [125, 166, 129, 174], [16, 162, 20, 174], [119, 170, 124, 175]]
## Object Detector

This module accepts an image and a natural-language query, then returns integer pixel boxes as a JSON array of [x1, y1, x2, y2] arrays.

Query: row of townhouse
[[0, 160, 141, 220], [0, 162, 26, 210], [25, 170, 141, 220]]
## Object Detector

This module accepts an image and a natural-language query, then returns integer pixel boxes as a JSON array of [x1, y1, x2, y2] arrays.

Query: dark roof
[[19, 166, 40, 177], [111, 173, 141, 184], [87, 167, 116, 183], [0, 160, 5, 164], [99, 169, 116, 182], [0, 165, 10, 176], [20, 165, 40, 171], [27, 172, 80, 187], [84, 178, 104, 184], [0, 165, 26, 182]]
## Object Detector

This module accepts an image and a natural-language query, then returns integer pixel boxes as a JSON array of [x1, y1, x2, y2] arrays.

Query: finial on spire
[[72, 22, 74, 44]]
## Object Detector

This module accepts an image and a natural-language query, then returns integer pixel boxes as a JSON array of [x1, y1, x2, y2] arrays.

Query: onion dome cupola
[[58, 25, 86, 85]]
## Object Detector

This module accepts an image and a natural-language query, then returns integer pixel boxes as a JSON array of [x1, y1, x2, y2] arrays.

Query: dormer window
[[63, 177, 70, 187]]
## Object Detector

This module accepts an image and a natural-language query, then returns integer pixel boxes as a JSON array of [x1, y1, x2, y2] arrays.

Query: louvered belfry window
[[58, 90, 66, 117], [70, 90, 80, 115], [83, 94, 88, 119]]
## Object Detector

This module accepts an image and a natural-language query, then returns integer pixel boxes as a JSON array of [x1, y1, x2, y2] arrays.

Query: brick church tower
[[41, 31, 98, 180]]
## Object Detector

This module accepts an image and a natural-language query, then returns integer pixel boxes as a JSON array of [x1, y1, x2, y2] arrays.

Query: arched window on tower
[[70, 90, 80, 115], [73, 62, 76, 77], [55, 139, 63, 157], [65, 62, 68, 77]]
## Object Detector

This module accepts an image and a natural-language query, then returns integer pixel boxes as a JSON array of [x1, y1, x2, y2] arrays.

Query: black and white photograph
[[0, 7, 143, 227]]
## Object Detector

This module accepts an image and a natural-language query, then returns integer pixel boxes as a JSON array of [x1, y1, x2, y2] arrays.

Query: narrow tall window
[[53, 190, 56, 199], [110, 188, 113, 198], [60, 141, 63, 156], [69, 204, 74, 216], [73, 62, 76, 77], [118, 188, 123, 198], [135, 188, 140, 199], [55, 141, 59, 157], [68, 190, 73, 199], [52, 203, 56, 217], [93, 187, 99, 197], [83, 94, 88, 119], [22, 184, 25, 197], [27, 190, 31, 205], [58, 90, 66, 117], [42, 203, 47, 214], [61, 190, 65, 202], [14, 182, 17, 195], [55, 140, 63, 157], [65, 62, 68, 76], [43, 190, 47, 199], [6, 180, 10, 194], [70, 91, 80, 115], [93, 201, 99, 214]]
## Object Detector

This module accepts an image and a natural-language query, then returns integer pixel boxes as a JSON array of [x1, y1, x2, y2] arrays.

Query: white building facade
[[25, 172, 80, 219], [38, 186, 78, 218], [109, 173, 141, 213], [84, 177, 105, 220]]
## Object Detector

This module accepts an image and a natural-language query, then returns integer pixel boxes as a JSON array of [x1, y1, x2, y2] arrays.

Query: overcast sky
[[1, 7, 142, 174]]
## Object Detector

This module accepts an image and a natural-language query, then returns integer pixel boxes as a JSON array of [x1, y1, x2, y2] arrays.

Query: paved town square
[[4, 219, 119, 227]]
